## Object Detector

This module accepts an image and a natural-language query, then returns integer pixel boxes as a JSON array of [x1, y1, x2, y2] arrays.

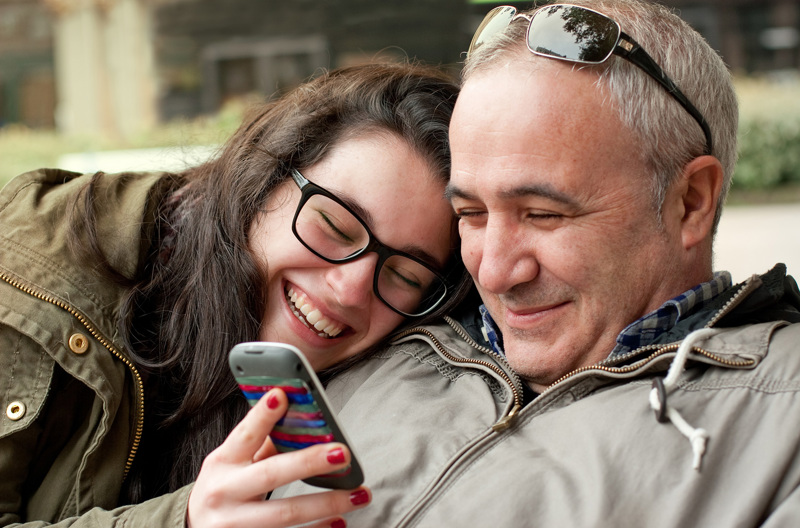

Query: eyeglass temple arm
[[290, 168, 310, 188], [615, 32, 713, 155]]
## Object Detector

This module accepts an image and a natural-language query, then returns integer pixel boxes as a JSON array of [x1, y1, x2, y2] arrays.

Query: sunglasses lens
[[528, 5, 620, 63], [468, 6, 517, 56]]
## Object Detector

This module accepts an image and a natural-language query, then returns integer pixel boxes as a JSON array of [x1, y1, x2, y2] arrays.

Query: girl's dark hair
[[71, 61, 470, 503]]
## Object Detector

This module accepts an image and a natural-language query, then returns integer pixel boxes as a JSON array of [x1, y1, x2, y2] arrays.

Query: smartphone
[[228, 341, 364, 489]]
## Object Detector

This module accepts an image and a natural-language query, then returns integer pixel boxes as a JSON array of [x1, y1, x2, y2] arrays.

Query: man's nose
[[326, 253, 378, 307], [474, 218, 539, 294]]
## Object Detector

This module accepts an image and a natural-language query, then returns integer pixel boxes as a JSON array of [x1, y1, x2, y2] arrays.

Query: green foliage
[[732, 77, 800, 191], [734, 118, 800, 189], [0, 98, 249, 189], [1, 79, 798, 195], [0, 126, 81, 188]]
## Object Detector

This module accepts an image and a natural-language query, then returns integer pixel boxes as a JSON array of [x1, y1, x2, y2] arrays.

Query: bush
[[0, 97, 248, 189], [732, 76, 800, 191], [2, 79, 798, 194], [734, 117, 800, 189]]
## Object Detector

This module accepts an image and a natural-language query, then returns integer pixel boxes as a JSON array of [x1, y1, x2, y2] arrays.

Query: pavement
[[714, 202, 800, 283]]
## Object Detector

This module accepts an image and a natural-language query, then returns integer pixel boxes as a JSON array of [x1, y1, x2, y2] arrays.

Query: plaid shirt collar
[[479, 272, 733, 359]]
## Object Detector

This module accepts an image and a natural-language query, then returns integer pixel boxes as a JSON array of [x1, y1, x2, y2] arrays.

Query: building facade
[[0, 0, 798, 137]]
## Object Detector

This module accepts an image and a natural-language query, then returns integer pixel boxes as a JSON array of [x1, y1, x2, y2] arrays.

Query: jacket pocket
[[0, 325, 55, 438]]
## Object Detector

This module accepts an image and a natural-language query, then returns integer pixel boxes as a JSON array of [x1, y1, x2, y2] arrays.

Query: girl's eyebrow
[[332, 188, 375, 227], [398, 245, 446, 270], [332, 188, 445, 269]]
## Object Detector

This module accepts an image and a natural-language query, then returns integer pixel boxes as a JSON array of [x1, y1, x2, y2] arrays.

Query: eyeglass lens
[[528, 5, 619, 63], [470, 5, 620, 62], [469, 6, 516, 54], [294, 192, 447, 316]]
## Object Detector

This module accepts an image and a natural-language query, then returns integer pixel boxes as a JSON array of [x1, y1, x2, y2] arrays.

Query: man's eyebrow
[[501, 184, 579, 207], [444, 183, 473, 202], [336, 188, 445, 269], [445, 181, 578, 208]]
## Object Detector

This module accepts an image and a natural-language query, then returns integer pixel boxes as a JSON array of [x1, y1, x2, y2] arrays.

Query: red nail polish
[[327, 447, 346, 465], [331, 519, 346, 528], [349, 489, 370, 506], [266, 392, 280, 409]]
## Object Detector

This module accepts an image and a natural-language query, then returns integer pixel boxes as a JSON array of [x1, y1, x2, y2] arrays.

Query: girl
[[0, 62, 470, 527]]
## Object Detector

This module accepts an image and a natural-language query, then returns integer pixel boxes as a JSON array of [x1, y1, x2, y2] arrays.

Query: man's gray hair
[[463, 0, 738, 233]]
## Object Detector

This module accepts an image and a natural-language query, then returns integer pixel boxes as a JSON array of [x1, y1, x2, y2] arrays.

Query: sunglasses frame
[[289, 168, 450, 318], [469, 4, 713, 155]]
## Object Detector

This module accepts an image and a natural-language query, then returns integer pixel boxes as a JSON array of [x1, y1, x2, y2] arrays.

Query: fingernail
[[349, 488, 370, 506], [331, 519, 346, 528], [327, 447, 346, 465], [266, 392, 280, 409]]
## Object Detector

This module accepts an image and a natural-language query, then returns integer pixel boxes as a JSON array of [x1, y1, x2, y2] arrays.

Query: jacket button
[[6, 401, 26, 420], [69, 333, 90, 354]]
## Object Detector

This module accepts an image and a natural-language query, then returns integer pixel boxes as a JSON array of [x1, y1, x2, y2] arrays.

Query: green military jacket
[[0, 169, 191, 527]]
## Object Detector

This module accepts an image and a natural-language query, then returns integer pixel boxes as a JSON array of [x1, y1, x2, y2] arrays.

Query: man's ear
[[676, 155, 724, 250]]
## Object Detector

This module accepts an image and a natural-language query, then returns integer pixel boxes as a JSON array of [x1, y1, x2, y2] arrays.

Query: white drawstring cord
[[649, 328, 718, 471]]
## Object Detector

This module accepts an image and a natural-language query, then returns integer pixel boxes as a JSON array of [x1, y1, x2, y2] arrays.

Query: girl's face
[[248, 132, 455, 370]]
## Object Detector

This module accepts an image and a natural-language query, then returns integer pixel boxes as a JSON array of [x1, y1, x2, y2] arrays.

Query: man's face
[[448, 60, 688, 391]]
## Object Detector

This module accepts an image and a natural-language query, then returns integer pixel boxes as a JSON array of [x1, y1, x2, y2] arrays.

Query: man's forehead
[[451, 63, 608, 158], [453, 63, 550, 129], [450, 58, 644, 195]]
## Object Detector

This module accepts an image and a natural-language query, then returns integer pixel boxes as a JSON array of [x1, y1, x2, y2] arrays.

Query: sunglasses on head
[[468, 3, 713, 155]]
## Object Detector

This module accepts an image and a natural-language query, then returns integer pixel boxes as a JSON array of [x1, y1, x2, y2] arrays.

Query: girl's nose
[[326, 253, 378, 307]]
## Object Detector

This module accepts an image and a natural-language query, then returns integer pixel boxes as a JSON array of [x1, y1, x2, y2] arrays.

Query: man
[[275, 1, 800, 525]]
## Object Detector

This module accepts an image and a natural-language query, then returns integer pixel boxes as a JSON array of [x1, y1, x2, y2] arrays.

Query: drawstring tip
[[690, 429, 709, 471], [648, 329, 719, 473]]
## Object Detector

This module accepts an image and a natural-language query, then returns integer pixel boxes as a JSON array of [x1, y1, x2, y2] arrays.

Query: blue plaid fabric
[[610, 271, 732, 356], [479, 304, 504, 354], [479, 271, 732, 359]]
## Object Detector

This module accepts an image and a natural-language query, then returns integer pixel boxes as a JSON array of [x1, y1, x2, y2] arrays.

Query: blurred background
[[0, 0, 798, 281]]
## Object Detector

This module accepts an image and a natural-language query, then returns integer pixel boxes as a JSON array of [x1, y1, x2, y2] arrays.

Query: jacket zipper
[[396, 274, 761, 426], [395, 275, 764, 527], [543, 274, 761, 394], [546, 342, 755, 391], [392, 318, 523, 432], [0, 270, 143, 479]]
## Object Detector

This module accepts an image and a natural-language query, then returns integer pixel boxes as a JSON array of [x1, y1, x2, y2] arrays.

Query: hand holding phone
[[228, 341, 364, 489]]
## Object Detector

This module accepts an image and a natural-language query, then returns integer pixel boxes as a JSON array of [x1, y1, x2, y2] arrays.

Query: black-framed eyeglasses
[[468, 3, 713, 155], [289, 169, 449, 318]]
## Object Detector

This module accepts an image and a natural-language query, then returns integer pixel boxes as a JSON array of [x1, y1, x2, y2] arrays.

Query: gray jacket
[[276, 267, 800, 527]]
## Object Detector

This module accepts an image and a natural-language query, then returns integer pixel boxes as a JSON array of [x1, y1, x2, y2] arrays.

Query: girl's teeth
[[307, 309, 323, 325], [285, 287, 344, 338]]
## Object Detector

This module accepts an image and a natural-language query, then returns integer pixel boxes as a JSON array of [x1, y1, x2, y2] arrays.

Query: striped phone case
[[229, 342, 364, 489]]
